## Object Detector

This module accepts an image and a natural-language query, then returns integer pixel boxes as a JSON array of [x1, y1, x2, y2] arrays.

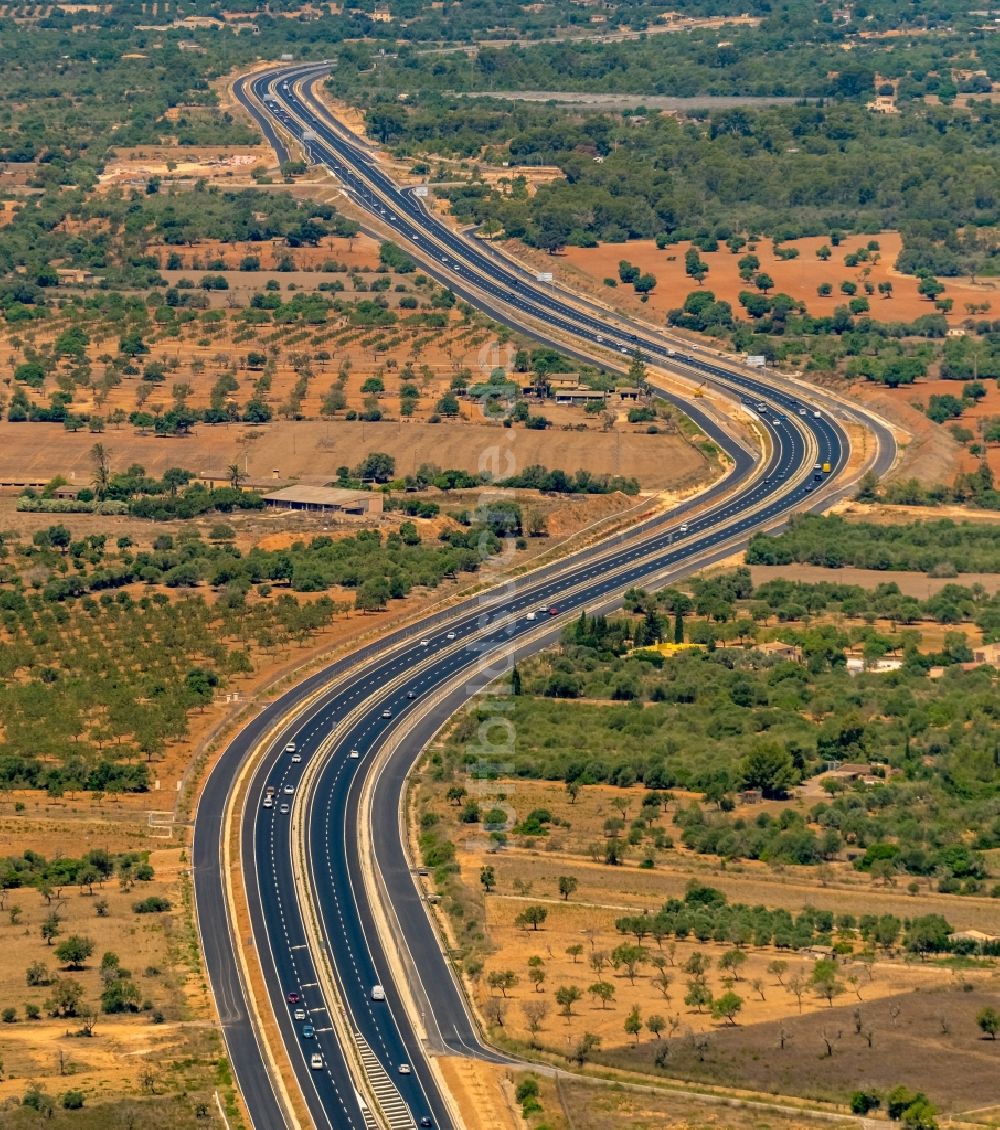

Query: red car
[[287, 992, 301, 1005], [548, 606, 559, 616]]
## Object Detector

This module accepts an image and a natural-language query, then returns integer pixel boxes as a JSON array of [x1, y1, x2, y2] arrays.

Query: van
[[371, 985, 386, 1001]]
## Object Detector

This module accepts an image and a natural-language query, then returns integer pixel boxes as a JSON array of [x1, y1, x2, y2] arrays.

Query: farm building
[[261, 486, 383, 516]]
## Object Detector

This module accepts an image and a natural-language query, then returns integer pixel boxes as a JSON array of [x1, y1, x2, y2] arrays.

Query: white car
[[279, 803, 290, 814], [680, 523, 689, 533], [310, 1053, 323, 1070], [419, 639, 430, 647], [284, 741, 296, 753], [349, 749, 360, 759], [398, 1063, 411, 1075], [526, 612, 537, 622], [382, 709, 392, 719], [446, 631, 456, 640], [291, 753, 302, 764], [293, 1008, 306, 1021], [283, 785, 294, 795], [620, 347, 628, 355], [262, 796, 273, 808], [371, 985, 386, 1001]]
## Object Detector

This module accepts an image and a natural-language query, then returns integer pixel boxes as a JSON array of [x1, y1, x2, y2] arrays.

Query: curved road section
[[193, 63, 896, 1130]]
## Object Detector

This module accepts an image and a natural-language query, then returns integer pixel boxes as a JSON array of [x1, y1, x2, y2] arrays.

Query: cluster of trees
[[0, 848, 153, 898], [20, 462, 265, 521], [0, 524, 426, 781], [443, 572, 1000, 876], [856, 464, 1000, 514], [612, 884, 964, 957], [347, 457, 640, 497], [0, 180, 356, 302], [747, 513, 1000, 573], [353, 87, 1000, 279], [671, 285, 1000, 387], [3, 519, 497, 608], [335, 2, 987, 106]]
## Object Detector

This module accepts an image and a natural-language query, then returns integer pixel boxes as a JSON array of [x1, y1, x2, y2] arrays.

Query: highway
[[191, 63, 896, 1130]]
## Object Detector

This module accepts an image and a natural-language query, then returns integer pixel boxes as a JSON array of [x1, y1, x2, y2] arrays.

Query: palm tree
[[227, 464, 246, 490], [91, 443, 111, 499]]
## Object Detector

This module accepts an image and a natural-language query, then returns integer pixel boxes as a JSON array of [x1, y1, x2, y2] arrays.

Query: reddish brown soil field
[[560, 232, 996, 327]]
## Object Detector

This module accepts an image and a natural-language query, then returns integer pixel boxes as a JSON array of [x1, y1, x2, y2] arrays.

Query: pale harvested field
[[749, 564, 1000, 596], [0, 418, 705, 489], [100, 145, 276, 187]]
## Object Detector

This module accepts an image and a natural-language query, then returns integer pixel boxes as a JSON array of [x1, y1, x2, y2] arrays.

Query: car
[[407, 690, 417, 699], [419, 1118, 433, 1128], [526, 611, 537, 622], [287, 992, 301, 1005], [302, 1024, 315, 1039], [799, 407, 807, 416], [283, 741, 296, 753], [680, 522, 689, 533], [293, 1007, 306, 1021], [291, 753, 302, 763], [310, 1053, 323, 1070], [382, 708, 392, 719], [349, 749, 360, 759], [371, 985, 386, 1001], [813, 410, 822, 419], [419, 638, 430, 647], [279, 803, 290, 814], [446, 631, 456, 640], [619, 347, 628, 355], [596, 335, 604, 343], [266, 785, 276, 796], [262, 795, 274, 808], [548, 606, 558, 617], [398, 1063, 411, 1075], [283, 785, 294, 795]]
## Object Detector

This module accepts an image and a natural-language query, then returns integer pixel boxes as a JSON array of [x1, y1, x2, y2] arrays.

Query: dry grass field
[[0, 416, 705, 491], [414, 770, 1000, 1120], [0, 815, 225, 1125]]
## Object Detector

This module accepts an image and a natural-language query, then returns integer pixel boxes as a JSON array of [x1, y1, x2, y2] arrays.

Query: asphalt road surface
[[192, 63, 896, 1130]]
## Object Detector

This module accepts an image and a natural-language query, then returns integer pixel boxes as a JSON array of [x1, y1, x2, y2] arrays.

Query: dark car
[[302, 1024, 315, 1039], [419, 1119, 433, 1129], [287, 992, 301, 1005]]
